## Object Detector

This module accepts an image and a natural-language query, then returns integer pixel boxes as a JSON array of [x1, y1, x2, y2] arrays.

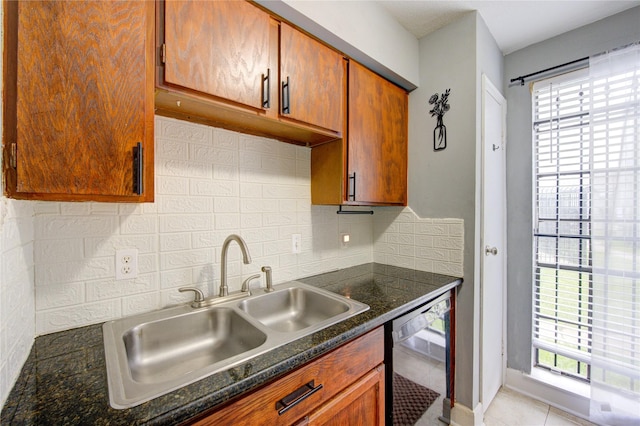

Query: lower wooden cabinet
[[305, 365, 384, 426], [189, 327, 384, 426]]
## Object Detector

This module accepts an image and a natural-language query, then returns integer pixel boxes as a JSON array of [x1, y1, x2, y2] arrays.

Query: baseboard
[[450, 401, 485, 426]]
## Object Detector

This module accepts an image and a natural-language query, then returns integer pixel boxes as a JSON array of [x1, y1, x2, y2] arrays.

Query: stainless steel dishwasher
[[386, 289, 455, 425]]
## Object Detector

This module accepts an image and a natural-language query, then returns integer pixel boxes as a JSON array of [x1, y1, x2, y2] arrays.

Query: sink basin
[[238, 287, 351, 332], [103, 281, 368, 408], [123, 307, 267, 384]]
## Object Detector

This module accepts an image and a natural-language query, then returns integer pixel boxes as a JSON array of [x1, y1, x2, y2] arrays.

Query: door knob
[[485, 246, 498, 256]]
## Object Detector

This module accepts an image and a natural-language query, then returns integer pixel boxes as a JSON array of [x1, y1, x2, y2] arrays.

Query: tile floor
[[393, 345, 598, 426]]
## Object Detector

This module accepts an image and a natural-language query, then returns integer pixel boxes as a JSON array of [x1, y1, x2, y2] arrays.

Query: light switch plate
[[292, 234, 301, 254]]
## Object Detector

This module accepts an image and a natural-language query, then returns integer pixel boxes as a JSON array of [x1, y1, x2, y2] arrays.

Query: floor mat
[[393, 373, 440, 426]]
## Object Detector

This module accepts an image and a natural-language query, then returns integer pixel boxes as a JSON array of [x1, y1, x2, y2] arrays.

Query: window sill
[[505, 367, 591, 419], [528, 367, 590, 398]]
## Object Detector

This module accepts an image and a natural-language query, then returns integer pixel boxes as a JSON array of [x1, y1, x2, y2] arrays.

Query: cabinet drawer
[[191, 327, 384, 425]]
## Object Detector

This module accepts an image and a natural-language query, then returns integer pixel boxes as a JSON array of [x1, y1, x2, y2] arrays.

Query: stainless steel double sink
[[103, 281, 369, 409]]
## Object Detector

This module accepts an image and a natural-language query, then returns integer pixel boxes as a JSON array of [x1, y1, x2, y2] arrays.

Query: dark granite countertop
[[1, 263, 461, 425]]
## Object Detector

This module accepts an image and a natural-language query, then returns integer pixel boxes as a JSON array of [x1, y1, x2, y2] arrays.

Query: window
[[532, 58, 640, 399], [533, 70, 593, 381]]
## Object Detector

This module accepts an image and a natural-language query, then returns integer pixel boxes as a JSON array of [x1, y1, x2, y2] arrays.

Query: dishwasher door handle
[[393, 311, 436, 342], [392, 298, 451, 343]]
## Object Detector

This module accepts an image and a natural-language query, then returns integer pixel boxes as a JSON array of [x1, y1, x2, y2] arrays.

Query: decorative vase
[[434, 117, 446, 151]]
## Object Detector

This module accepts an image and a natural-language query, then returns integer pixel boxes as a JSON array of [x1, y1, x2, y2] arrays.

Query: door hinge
[[161, 43, 166, 64], [9, 143, 17, 169]]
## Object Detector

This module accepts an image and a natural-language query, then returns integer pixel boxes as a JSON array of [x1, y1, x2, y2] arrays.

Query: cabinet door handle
[[348, 172, 356, 201], [282, 76, 290, 114], [133, 142, 143, 195], [262, 68, 270, 109], [276, 380, 323, 415]]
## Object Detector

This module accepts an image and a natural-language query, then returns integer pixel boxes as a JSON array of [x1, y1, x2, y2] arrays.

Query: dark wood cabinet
[[348, 61, 408, 205], [163, 0, 272, 112], [3, 1, 405, 204], [311, 61, 408, 206], [156, 0, 342, 146], [306, 366, 385, 426], [279, 22, 345, 134], [3, 0, 155, 202], [189, 327, 384, 426]]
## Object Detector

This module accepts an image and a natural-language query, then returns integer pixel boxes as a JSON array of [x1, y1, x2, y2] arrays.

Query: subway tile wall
[[33, 116, 374, 335], [373, 207, 464, 277], [0, 200, 35, 409]]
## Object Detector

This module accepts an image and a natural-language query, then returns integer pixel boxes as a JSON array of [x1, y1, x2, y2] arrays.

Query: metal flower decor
[[429, 88, 451, 151]]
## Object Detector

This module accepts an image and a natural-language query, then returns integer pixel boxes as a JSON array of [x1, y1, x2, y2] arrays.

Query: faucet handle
[[261, 266, 274, 292], [178, 287, 205, 304], [241, 274, 262, 295]]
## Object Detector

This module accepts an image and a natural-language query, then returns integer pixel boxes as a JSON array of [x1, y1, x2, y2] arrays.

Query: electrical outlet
[[341, 233, 350, 248], [116, 248, 138, 280], [292, 234, 301, 254]]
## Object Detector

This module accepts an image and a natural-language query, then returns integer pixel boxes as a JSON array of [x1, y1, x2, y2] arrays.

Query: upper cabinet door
[[163, 0, 271, 111], [348, 61, 408, 205], [5, 0, 154, 201], [280, 23, 344, 134]]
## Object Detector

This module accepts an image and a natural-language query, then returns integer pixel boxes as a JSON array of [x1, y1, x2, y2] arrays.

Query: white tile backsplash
[[31, 117, 377, 334], [373, 207, 464, 277], [0, 115, 465, 410], [0, 199, 35, 409]]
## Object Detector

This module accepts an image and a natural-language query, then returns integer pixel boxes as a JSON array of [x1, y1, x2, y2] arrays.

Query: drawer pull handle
[[276, 380, 323, 415]]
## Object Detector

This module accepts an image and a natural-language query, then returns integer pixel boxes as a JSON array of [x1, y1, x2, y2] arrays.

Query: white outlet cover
[[292, 234, 302, 254], [116, 248, 139, 280]]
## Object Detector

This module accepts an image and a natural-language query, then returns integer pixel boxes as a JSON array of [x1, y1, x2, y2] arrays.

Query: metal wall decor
[[429, 88, 451, 151]]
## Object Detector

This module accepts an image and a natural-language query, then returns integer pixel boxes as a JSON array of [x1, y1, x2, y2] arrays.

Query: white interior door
[[480, 74, 507, 412]]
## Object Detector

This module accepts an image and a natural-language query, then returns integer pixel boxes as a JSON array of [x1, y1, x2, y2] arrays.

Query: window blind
[[532, 65, 640, 389], [533, 71, 593, 380]]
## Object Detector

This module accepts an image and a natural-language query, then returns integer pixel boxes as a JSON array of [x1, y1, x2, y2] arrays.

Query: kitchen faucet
[[219, 234, 252, 297]]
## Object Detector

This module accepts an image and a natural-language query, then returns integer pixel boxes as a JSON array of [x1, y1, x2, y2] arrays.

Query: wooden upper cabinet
[[347, 61, 407, 205], [3, 0, 154, 202], [310, 61, 407, 206], [280, 23, 344, 134], [163, 0, 272, 111], [157, 1, 340, 146]]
